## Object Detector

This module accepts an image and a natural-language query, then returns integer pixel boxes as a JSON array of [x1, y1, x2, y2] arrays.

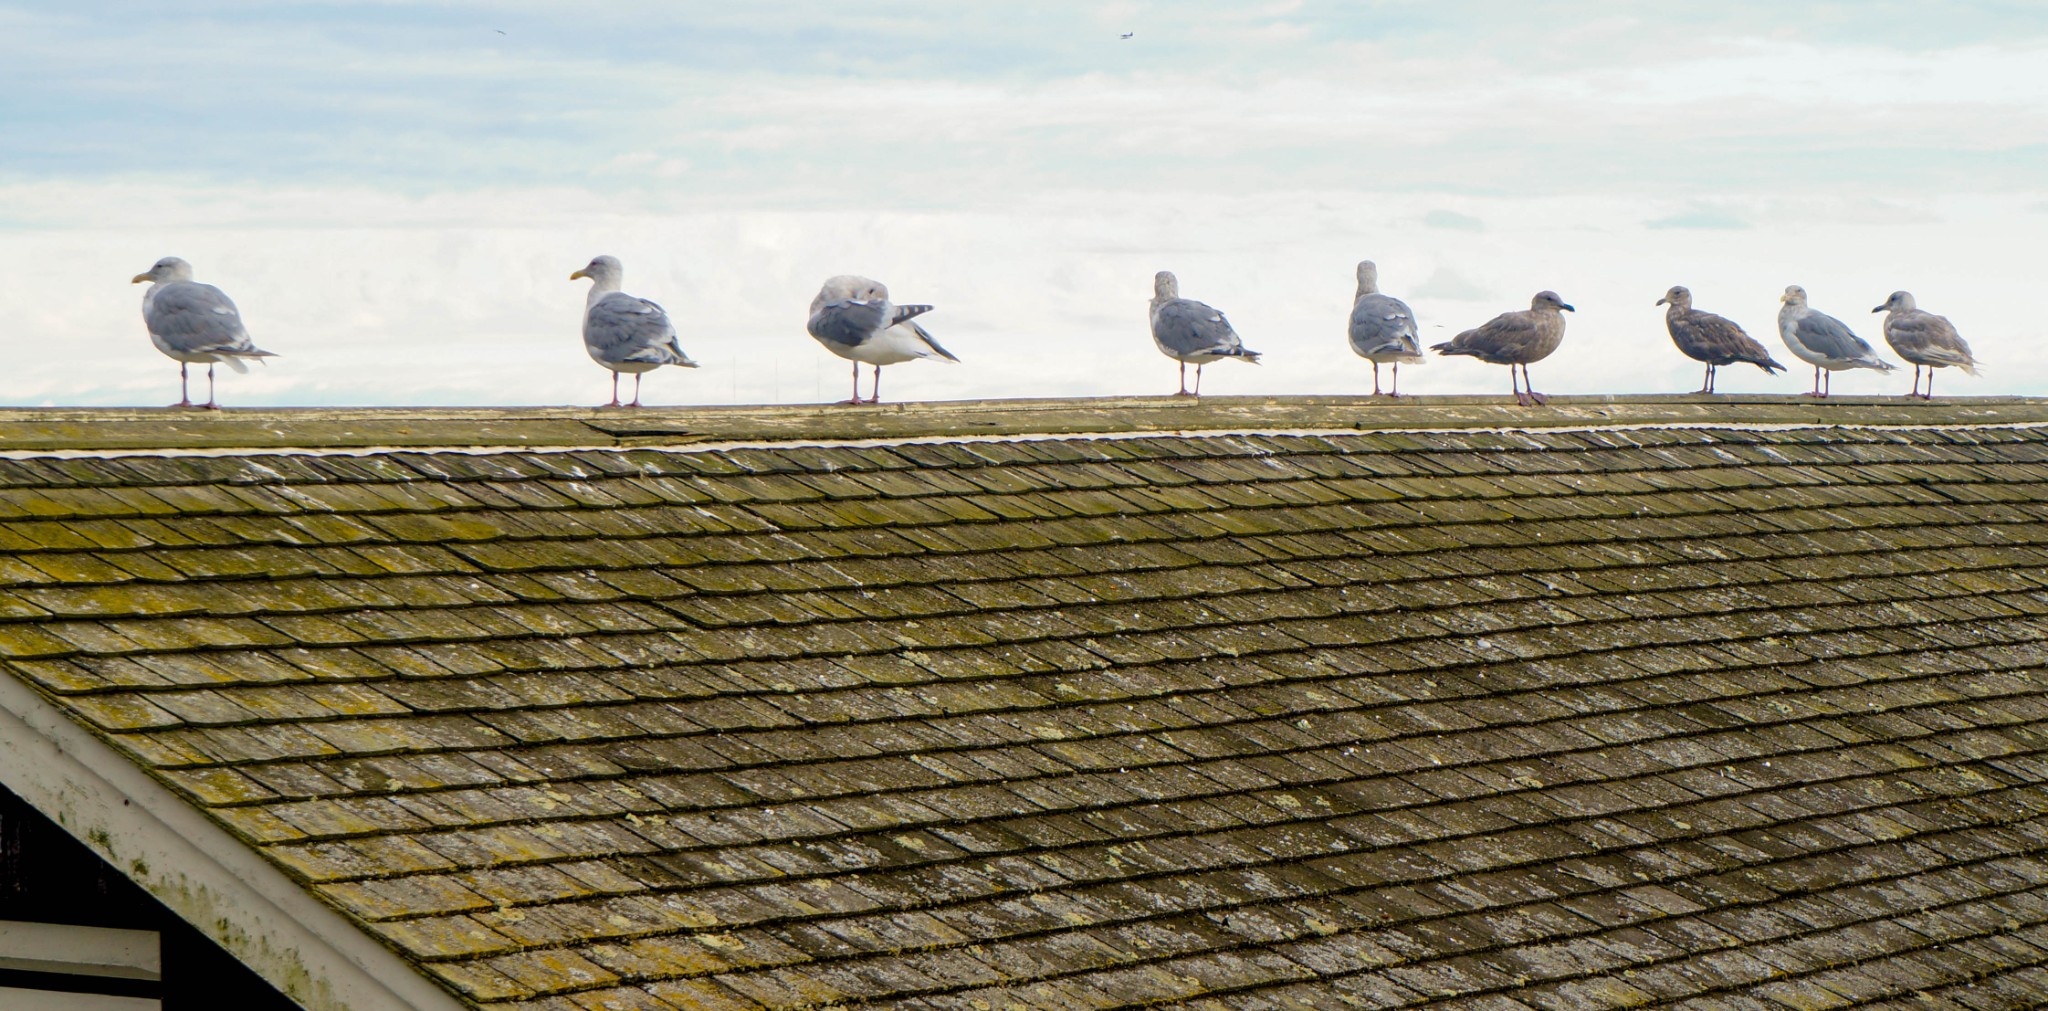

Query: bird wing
[[1887, 311, 1976, 368], [1674, 309, 1782, 369], [1794, 310, 1881, 361], [586, 292, 693, 365], [898, 318, 959, 362], [1152, 299, 1243, 356], [807, 299, 889, 349], [1348, 294, 1421, 357], [146, 282, 262, 355]]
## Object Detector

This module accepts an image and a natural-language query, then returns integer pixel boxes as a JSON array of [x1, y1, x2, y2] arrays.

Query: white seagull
[[805, 275, 958, 404], [130, 257, 277, 409], [569, 255, 699, 408]]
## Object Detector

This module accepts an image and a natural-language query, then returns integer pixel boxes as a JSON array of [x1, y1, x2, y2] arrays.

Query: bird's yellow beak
[[569, 269, 589, 281], [130, 273, 152, 284]]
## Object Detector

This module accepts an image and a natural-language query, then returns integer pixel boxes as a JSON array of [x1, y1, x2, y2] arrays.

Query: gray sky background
[[3, 2, 2044, 406]]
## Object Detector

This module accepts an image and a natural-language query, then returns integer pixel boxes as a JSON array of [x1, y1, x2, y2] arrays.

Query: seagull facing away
[[1432, 291, 1572, 406], [1777, 285, 1894, 397], [1347, 260, 1422, 397], [130, 257, 277, 409], [1149, 272, 1261, 397], [569, 255, 698, 408], [1874, 290, 1978, 399], [1656, 285, 1785, 393], [806, 275, 958, 404]]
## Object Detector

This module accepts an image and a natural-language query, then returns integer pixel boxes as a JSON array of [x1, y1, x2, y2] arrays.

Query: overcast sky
[[2, 2, 2044, 407]]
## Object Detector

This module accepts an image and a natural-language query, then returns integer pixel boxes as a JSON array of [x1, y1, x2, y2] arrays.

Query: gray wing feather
[[586, 293, 693, 365], [1795, 311, 1880, 360], [1888, 312, 1975, 368], [1154, 299, 1243, 356], [146, 282, 261, 355], [901, 318, 959, 362], [808, 300, 888, 348], [1349, 293, 1420, 357]]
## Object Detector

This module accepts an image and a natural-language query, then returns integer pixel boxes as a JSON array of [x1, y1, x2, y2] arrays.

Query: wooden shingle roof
[[4, 398, 2048, 1010]]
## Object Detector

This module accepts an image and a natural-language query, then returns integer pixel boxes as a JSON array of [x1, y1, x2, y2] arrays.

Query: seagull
[[1431, 291, 1573, 406], [1149, 271, 1260, 397], [1874, 291, 1978, 399], [130, 257, 277, 409], [805, 275, 958, 404], [1656, 285, 1785, 393], [1777, 285, 1894, 397], [568, 255, 698, 408], [1348, 260, 1422, 397], [1121, 32, 1135, 39]]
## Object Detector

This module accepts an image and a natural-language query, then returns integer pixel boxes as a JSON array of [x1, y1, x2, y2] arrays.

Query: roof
[[4, 395, 2048, 1010]]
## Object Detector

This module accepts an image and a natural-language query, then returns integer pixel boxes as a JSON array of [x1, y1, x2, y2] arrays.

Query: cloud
[[1423, 209, 1486, 231], [1645, 206, 1750, 230], [1410, 266, 1494, 302]]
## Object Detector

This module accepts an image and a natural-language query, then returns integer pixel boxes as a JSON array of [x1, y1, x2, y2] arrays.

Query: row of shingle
[[426, 763, 2048, 1007], [2, 427, 2045, 523]]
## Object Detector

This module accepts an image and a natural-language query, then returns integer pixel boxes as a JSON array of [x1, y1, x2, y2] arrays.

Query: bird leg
[[1523, 364, 1548, 406], [1194, 364, 1205, 397], [172, 363, 193, 408], [1389, 363, 1401, 398], [840, 361, 863, 405], [1922, 368, 1935, 400], [867, 365, 883, 405], [1511, 364, 1528, 407], [630, 373, 644, 409], [1806, 365, 1824, 398], [204, 364, 221, 410], [1174, 362, 1193, 397], [1371, 361, 1383, 397], [1697, 363, 1714, 395]]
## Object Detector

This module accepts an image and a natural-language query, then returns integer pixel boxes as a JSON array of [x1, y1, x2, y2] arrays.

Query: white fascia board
[[0, 920, 160, 980], [0, 673, 471, 1011]]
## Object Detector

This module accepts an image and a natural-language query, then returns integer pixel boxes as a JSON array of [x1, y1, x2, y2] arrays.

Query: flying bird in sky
[[1121, 32, 1134, 39]]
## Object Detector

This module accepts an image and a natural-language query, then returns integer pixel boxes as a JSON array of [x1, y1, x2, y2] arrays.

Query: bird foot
[[1804, 391, 1828, 398], [1520, 391, 1549, 406], [1172, 390, 1199, 398], [202, 402, 223, 411], [169, 400, 195, 409], [837, 397, 867, 406]]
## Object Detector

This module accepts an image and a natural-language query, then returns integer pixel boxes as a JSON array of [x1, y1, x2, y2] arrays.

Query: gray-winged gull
[[1150, 271, 1260, 397], [130, 257, 278, 409], [806, 275, 958, 405], [569, 255, 699, 408], [1777, 285, 1894, 397], [1873, 291, 1979, 399], [1348, 260, 1422, 397], [1656, 285, 1786, 393], [1431, 291, 1572, 406]]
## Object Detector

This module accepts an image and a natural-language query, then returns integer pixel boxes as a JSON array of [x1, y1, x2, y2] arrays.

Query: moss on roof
[[4, 398, 2048, 1008]]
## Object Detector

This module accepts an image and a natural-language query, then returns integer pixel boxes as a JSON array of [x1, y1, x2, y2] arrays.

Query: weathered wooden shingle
[[6, 412, 2048, 1008]]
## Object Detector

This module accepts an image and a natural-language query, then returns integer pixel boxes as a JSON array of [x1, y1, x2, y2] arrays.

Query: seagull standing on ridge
[[569, 255, 699, 408], [805, 275, 958, 404], [1432, 291, 1572, 406], [1656, 285, 1785, 393], [1149, 271, 1261, 397], [1777, 285, 1893, 397], [1874, 291, 1978, 399], [131, 257, 278, 409], [1347, 260, 1422, 397]]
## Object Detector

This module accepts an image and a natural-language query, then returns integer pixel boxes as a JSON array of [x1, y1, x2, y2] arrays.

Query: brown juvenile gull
[[1777, 285, 1894, 397], [1431, 290, 1572, 406], [1150, 271, 1260, 397], [130, 256, 278, 409], [1656, 285, 1785, 393], [1873, 290, 1979, 399], [806, 275, 957, 405], [569, 255, 699, 408], [1348, 260, 1422, 397]]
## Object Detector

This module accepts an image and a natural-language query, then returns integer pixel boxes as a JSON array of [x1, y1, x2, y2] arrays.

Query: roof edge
[[2, 395, 2045, 453], [0, 676, 470, 1011]]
